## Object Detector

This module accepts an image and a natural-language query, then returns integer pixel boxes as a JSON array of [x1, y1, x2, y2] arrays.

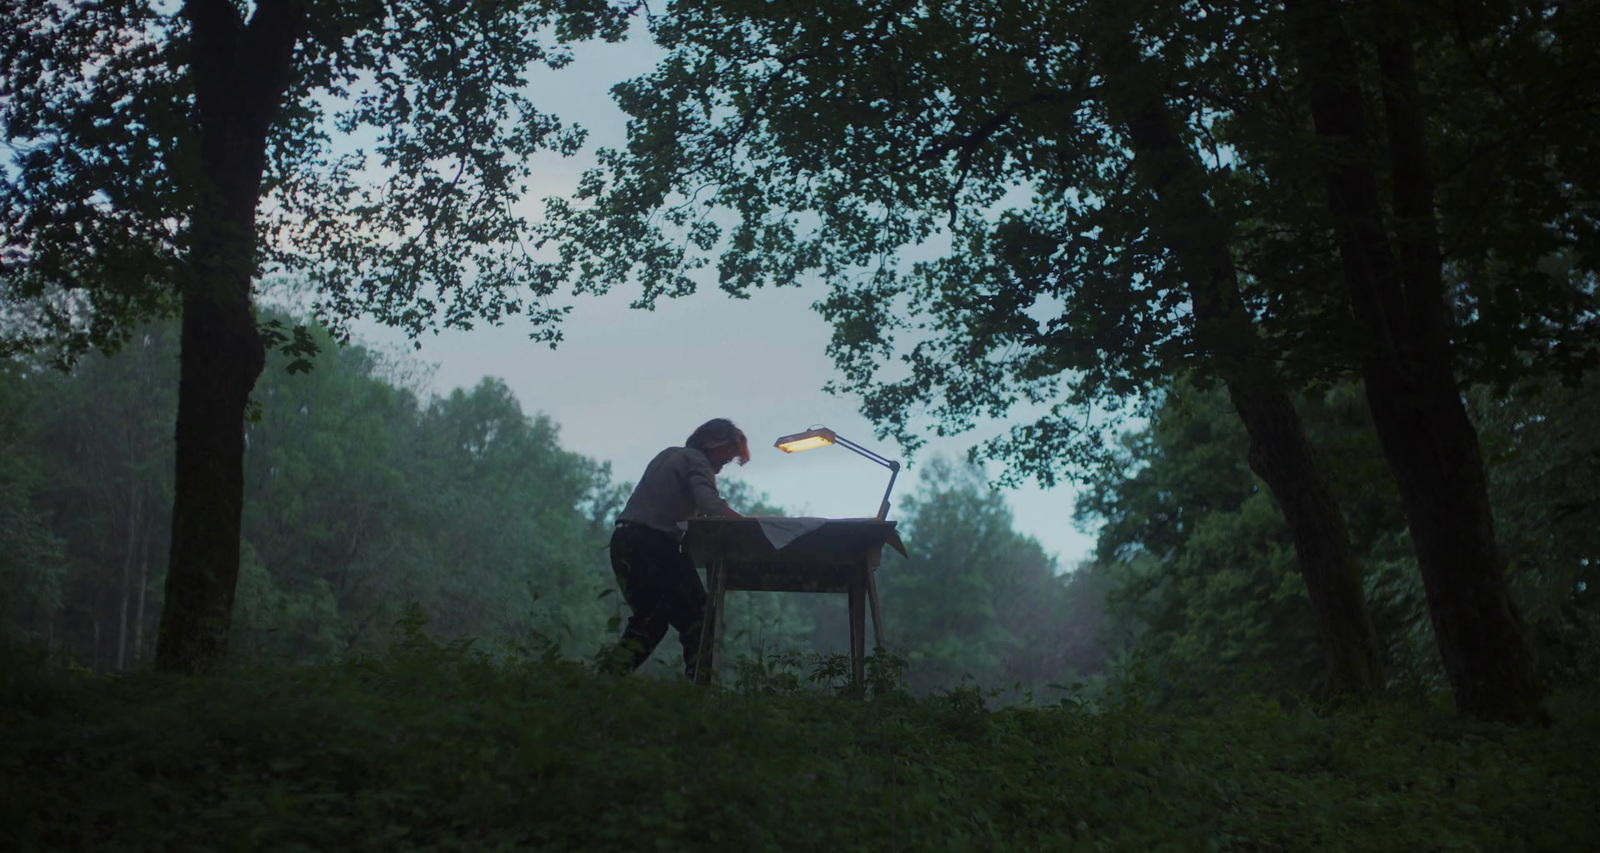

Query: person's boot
[[598, 639, 645, 676]]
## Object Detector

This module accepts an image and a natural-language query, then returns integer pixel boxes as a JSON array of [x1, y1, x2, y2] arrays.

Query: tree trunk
[[1094, 27, 1386, 700], [133, 536, 149, 665], [154, 0, 301, 674], [117, 571, 130, 670], [155, 285, 265, 673], [116, 486, 143, 671], [1283, 0, 1547, 724]]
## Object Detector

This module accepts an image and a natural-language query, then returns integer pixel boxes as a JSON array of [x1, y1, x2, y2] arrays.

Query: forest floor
[[3, 635, 1597, 852]]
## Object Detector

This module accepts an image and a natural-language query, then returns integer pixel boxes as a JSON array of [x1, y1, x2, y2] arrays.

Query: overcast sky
[[350, 25, 1100, 570]]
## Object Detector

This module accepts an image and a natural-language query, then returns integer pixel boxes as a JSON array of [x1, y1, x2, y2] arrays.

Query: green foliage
[[0, 364, 67, 644], [0, 0, 642, 362], [1472, 376, 1600, 687], [1, 325, 176, 668], [1, 311, 623, 668], [877, 457, 1089, 695], [237, 326, 626, 661], [544, 0, 1597, 487], [256, 319, 321, 375], [730, 647, 908, 700], [548, 0, 1162, 473], [1082, 375, 1600, 698], [1084, 381, 1428, 699], [3, 641, 1597, 851]]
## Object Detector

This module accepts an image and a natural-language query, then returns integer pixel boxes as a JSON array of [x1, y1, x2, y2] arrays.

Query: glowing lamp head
[[775, 427, 838, 453]]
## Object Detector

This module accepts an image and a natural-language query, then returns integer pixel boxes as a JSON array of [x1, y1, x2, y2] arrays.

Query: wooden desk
[[685, 518, 906, 692]]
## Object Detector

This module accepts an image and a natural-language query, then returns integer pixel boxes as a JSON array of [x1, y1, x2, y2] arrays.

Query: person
[[603, 418, 749, 683]]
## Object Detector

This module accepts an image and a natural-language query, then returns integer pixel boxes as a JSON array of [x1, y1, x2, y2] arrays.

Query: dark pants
[[607, 523, 709, 682]]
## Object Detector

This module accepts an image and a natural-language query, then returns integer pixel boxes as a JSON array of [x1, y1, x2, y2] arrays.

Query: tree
[[2, 0, 636, 672], [1085, 372, 1600, 699], [879, 457, 1074, 694], [1084, 4, 1383, 699], [405, 378, 617, 653], [0, 363, 68, 648], [6, 323, 176, 668], [1276, 0, 1589, 723], [234, 317, 424, 659], [1081, 381, 1413, 697], [1472, 372, 1600, 688]]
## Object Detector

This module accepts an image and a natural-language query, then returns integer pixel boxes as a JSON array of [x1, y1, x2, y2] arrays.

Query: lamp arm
[[829, 434, 901, 520], [876, 461, 900, 521], [831, 434, 898, 470]]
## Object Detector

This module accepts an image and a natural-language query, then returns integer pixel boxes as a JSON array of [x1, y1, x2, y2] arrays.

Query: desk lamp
[[774, 426, 901, 520]]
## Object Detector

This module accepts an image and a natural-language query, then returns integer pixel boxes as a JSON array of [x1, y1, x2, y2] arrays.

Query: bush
[[3, 632, 1597, 852]]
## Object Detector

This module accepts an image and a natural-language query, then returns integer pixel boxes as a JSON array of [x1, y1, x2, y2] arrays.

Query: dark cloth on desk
[[607, 522, 709, 683]]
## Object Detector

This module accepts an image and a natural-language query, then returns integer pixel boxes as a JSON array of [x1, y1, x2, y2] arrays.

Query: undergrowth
[[2, 623, 1596, 852]]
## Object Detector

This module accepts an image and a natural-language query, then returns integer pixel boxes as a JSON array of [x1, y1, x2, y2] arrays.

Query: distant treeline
[[3, 313, 1595, 700], [0, 313, 1111, 694], [0, 315, 622, 668]]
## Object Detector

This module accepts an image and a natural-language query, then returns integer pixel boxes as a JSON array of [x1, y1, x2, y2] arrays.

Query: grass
[[2, 631, 1597, 852]]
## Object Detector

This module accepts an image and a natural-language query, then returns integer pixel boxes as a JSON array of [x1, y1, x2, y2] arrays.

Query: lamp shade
[[774, 427, 838, 453]]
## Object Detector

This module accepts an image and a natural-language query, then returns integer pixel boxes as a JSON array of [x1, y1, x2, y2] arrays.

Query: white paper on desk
[[754, 516, 829, 550]]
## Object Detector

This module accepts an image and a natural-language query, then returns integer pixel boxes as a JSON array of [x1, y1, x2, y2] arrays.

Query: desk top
[[685, 517, 906, 563]]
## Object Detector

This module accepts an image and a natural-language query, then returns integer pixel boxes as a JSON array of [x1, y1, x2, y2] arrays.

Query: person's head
[[686, 418, 750, 473]]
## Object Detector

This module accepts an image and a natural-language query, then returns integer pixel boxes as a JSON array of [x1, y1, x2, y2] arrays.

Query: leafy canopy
[[1, 0, 637, 363], [543, 0, 1599, 483]]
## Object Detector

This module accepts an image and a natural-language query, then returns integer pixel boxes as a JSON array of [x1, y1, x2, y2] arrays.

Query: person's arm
[[684, 450, 740, 517]]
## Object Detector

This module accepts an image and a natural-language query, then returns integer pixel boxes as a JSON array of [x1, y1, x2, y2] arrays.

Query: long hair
[[686, 418, 750, 466]]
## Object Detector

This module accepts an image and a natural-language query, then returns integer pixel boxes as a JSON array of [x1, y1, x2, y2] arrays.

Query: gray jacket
[[616, 446, 732, 538]]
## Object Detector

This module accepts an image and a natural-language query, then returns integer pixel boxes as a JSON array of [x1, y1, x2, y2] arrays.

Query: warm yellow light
[[777, 435, 834, 453], [775, 427, 837, 453]]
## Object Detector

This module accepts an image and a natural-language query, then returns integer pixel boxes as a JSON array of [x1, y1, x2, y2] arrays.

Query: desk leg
[[698, 561, 726, 685], [849, 570, 866, 695], [867, 564, 886, 650], [710, 561, 728, 683]]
